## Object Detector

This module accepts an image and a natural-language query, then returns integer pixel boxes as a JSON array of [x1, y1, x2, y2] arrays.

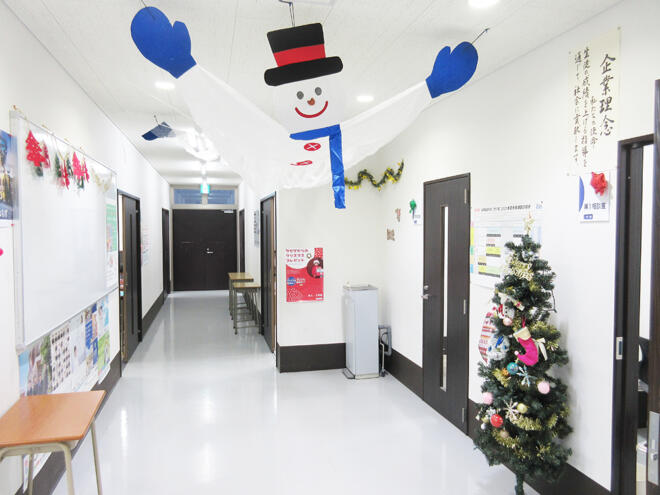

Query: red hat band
[[274, 44, 326, 67]]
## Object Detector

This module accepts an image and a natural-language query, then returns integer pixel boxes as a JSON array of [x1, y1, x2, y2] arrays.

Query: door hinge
[[461, 407, 466, 424], [463, 299, 467, 315], [464, 189, 468, 204], [615, 337, 624, 360]]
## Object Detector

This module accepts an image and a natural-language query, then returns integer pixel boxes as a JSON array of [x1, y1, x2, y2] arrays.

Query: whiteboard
[[12, 114, 118, 348]]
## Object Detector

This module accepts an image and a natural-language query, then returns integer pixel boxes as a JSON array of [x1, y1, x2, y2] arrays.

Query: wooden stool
[[232, 282, 261, 334], [228, 273, 253, 320], [0, 391, 106, 495]]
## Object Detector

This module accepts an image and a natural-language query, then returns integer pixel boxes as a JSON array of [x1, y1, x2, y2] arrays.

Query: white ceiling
[[5, 0, 621, 186]]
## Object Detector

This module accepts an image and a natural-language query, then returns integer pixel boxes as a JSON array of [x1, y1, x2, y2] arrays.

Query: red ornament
[[490, 413, 504, 428], [82, 158, 90, 182], [41, 141, 51, 168], [25, 131, 45, 172], [590, 172, 608, 196], [72, 152, 82, 179]]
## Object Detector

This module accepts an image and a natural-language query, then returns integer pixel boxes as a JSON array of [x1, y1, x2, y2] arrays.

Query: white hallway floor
[[54, 291, 538, 495]]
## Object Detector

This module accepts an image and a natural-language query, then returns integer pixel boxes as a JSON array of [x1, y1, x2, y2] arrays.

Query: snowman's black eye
[[315, 87, 322, 96], [296, 91, 304, 100]]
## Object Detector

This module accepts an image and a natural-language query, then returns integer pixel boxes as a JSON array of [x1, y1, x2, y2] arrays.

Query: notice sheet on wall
[[285, 247, 324, 302], [0, 130, 16, 226], [569, 29, 620, 175], [470, 203, 543, 288], [18, 294, 111, 487]]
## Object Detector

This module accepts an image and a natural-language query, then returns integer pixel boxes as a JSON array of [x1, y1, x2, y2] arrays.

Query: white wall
[[275, 0, 660, 489], [275, 184, 383, 347], [364, 0, 659, 489], [0, 3, 170, 494]]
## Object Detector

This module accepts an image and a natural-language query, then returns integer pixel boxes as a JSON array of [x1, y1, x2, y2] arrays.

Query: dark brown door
[[239, 209, 245, 273], [162, 209, 170, 295], [172, 209, 237, 291], [423, 174, 470, 432], [261, 196, 276, 352], [121, 194, 141, 362]]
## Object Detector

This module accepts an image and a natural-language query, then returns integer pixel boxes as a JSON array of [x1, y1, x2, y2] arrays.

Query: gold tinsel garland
[[493, 368, 511, 387], [345, 160, 404, 190], [510, 415, 543, 431], [492, 431, 531, 460]]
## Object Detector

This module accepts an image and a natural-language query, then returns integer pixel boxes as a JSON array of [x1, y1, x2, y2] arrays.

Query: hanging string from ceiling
[[472, 27, 490, 44], [278, 0, 296, 27]]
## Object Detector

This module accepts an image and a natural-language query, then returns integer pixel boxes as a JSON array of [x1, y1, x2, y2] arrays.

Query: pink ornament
[[514, 326, 539, 367], [482, 392, 493, 405], [503, 317, 513, 327], [537, 381, 551, 394]]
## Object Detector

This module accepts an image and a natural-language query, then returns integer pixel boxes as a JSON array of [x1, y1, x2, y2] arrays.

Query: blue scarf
[[290, 124, 345, 209]]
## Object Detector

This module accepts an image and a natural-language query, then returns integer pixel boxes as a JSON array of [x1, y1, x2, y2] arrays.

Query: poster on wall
[[253, 210, 260, 247], [105, 198, 119, 287], [0, 130, 16, 226], [17, 286, 112, 487], [141, 223, 151, 265], [470, 203, 543, 288], [569, 29, 620, 175], [578, 172, 610, 222], [285, 247, 324, 302]]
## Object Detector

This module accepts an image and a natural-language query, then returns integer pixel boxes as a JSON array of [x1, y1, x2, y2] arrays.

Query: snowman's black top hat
[[264, 23, 343, 86]]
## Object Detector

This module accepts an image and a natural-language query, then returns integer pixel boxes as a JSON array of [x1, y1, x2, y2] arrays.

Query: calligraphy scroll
[[569, 29, 620, 175]]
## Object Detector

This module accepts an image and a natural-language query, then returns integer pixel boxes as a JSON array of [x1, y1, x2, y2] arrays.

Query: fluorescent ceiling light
[[356, 95, 374, 103], [469, 0, 499, 8], [155, 80, 175, 90]]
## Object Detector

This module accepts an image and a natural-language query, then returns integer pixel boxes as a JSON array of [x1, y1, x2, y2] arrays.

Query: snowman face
[[274, 73, 346, 134]]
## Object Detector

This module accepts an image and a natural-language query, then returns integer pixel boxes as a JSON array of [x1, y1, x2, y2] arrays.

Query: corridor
[[53, 292, 536, 495]]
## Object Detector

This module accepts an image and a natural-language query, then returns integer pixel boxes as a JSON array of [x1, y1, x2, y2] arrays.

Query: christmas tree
[[474, 224, 572, 495], [25, 130, 45, 176]]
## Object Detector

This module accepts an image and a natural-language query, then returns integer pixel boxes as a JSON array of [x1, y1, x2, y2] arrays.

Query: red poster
[[285, 247, 324, 302]]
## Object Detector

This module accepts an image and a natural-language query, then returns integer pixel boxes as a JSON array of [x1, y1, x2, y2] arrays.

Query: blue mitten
[[425, 42, 478, 98], [130, 7, 196, 79]]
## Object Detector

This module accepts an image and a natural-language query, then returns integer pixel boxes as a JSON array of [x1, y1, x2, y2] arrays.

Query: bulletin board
[[470, 203, 543, 288], [11, 112, 118, 348]]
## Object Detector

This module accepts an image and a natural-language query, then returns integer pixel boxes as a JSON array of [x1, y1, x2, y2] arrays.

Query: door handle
[[421, 294, 429, 300], [649, 411, 660, 485]]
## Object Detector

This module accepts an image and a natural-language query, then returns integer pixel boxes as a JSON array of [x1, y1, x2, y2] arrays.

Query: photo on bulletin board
[[285, 247, 324, 302], [0, 129, 16, 226]]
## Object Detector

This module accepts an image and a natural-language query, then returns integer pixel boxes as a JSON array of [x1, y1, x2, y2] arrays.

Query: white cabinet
[[342, 285, 379, 379]]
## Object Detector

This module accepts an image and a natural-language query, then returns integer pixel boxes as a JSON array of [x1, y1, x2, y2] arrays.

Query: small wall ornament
[[386, 229, 395, 241]]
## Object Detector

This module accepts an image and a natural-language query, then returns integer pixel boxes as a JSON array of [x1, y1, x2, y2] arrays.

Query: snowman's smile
[[295, 101, 328, 118]]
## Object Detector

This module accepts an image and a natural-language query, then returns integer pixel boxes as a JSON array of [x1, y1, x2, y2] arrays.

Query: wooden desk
[[228, 272, 253, 320], [0, 391, 106, 495], [232, 282, 261, 334]]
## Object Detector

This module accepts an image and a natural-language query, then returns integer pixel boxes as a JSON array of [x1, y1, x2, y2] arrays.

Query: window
[[173, 188, 203, 205], [207, 188, 235, 205]]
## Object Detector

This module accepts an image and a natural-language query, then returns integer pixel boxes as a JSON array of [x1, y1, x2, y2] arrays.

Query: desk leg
[[235, 289, 238, 333], [91, 422, 103, 495], [27, 454, 34, 495], [61, 444, 75, 495]]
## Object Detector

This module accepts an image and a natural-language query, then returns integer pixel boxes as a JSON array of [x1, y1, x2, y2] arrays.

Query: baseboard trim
[[468, 400, 609, 495], [23, 353, 122, 495], [277, 343, 346, 372], [142, 290, 165, 338], [384, 348, 423, 398]]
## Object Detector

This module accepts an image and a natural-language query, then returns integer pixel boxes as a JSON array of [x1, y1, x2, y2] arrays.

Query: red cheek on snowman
[[295, 100, 328, 118]]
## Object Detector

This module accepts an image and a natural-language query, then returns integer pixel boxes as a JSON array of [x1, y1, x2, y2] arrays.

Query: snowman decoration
[[131, 7, 478, 208]]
